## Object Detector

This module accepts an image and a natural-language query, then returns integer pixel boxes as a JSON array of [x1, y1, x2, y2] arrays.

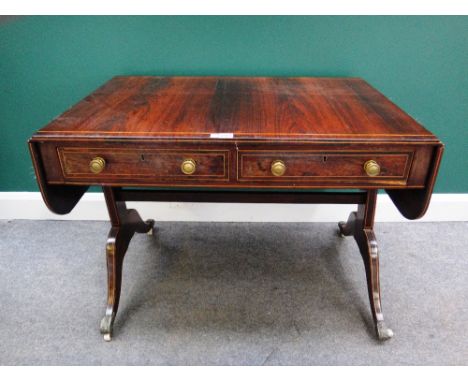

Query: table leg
[[338, 190, 394, 341], [100, 187, 154, 341]]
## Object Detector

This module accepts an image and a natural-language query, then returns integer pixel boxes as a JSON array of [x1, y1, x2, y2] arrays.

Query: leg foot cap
[[100, 314, 114, 341], [146, 219, 155, 235], [338, 221, 347, 237], [376, 321, 394, 341], [103, 333, 112, 342]]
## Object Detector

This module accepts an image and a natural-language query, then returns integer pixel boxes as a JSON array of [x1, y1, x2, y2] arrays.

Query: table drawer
[[238, 151, 412, 182], [58, 147, 229, 181]]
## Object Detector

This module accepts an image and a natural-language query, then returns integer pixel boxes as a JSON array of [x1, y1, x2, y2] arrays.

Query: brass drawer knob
[[364, 160, 380, 177], [89, 157, 106, 174], [181, 158, 196, 175], [271, 160, 286, 176]]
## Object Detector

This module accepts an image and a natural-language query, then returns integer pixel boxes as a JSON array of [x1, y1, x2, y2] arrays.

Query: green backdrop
[[1, 16, 466, 192]]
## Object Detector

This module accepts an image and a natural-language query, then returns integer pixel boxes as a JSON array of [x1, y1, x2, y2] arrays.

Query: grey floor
[[0, 220, 466, 365]]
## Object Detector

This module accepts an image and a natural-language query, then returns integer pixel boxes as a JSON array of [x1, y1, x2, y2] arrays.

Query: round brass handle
[[89, 157, 106, 174], [271, 160, 286, 177], [364, 160, 380, 177], [181, 159, 196, 175]]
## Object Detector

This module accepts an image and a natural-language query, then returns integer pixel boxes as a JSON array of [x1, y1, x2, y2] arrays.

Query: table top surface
[[35, 76, 439, 142]]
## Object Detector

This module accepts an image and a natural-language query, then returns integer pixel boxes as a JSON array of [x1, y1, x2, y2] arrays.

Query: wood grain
[[33, 76, 438, 141]]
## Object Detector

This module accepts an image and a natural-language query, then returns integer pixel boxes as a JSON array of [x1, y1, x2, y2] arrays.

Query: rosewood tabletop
[[29, 76, 444, 341]]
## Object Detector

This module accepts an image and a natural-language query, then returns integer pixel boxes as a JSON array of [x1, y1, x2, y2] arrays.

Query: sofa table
[[29, 76, 443, 341]]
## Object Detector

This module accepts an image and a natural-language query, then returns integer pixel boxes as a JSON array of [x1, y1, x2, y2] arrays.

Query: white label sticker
[[210, 133, 234, 139]]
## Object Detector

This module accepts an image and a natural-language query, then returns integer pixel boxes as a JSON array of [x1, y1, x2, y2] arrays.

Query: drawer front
[[58, 147, 229, 181], [238, 151, 412, 183]]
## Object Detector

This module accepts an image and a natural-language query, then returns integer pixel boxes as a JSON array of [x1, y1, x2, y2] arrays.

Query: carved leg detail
[[339, 191, 393, 341], [100, 188, 154, 341], [100, 227, 128, 341], [358, 229, 394, 341]]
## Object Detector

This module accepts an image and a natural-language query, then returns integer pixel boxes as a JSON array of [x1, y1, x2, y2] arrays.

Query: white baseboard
[[0, 192, 466, 222]]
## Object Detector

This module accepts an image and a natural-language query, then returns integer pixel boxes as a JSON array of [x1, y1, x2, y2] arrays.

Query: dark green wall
[[1, 16, 467, 192]]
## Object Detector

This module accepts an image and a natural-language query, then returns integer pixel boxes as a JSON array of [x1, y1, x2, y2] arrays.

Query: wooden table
[[29, 76, 443, 341]]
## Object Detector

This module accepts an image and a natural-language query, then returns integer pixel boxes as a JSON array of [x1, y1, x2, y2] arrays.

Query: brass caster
[[100, 314, 114, 342], [146, 219, 155, 235], [337, 221, 347, 237], [376, 321, 394, 341]]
